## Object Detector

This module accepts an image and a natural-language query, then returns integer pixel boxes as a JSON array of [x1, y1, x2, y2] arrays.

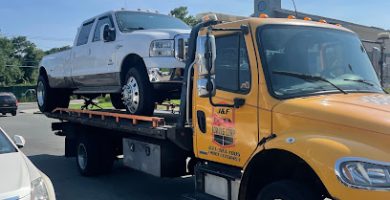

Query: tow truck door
[[193, 27, 259, 168]]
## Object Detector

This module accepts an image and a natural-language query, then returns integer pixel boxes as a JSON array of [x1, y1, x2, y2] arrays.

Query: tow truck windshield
[[258, 25, 383, 99]]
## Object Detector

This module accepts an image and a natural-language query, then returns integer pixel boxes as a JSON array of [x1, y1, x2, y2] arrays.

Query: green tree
[[10, 36, 42, 84], [0, 36, 23, 86], [170, 6, 199, 26]]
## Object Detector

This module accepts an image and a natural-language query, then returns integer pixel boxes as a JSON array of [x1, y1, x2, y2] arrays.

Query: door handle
[[197, 110, 206, 133], [116, 44, 123, 49]]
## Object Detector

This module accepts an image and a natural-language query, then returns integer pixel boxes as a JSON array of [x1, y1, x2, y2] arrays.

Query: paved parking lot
[[0, 103, 194, 200]]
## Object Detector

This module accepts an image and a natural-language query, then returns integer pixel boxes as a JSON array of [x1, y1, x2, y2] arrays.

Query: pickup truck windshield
[[115, 11, 189, 32], [0, 130, 16, 154], [258, 25, 383, 99]]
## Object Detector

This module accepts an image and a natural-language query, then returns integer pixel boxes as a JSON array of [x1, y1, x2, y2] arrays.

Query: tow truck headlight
[[150, 40, 174, 57], [31, 177, 49, 200], [335, 157, 390, 190]]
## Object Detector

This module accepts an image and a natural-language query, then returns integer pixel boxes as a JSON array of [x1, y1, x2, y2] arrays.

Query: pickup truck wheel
[[76, 134, 114, 176], [256, 180, 318, 200], [122, 68, 154, 116], [11, 111, 16, 116], [110, 93, 125, 109], [37, 75, 70, 112]]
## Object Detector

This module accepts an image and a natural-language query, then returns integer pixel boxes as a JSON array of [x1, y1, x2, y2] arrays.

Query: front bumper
[[143, 57, 185, 83]]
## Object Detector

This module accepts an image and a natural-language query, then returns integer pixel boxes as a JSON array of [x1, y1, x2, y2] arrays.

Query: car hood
[[273, 93, 390, 135], [0, 152, 39, 199], [125, 28, 190, 39]]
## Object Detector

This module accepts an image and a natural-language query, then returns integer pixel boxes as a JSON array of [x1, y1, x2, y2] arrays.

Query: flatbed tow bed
[[46, 107, 194, 177], [48, 108, 173, 140]]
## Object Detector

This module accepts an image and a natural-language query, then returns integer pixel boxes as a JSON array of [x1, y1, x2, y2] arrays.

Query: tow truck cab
[[192, 16, 390, 200]]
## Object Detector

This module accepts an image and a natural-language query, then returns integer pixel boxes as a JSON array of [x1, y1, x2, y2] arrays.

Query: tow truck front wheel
[[76, 134, 114, 176], [256, 180, 318, 200], [37, 74, 70, 112]]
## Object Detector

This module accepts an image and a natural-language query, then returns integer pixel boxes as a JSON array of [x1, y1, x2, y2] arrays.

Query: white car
[[0, 128, 56, 200], [38, 10, 191, 115]]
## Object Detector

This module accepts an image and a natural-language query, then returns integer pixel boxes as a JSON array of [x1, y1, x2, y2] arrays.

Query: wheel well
[[120, 54, 148, 85], [239, 149, 330, 200], [39, 67, 48, 78]]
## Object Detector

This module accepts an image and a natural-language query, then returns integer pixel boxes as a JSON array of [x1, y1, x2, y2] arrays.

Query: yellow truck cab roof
[[215, 17, 355, 34]]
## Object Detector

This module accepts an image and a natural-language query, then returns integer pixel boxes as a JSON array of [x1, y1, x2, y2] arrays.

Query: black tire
[[256, 180, 318, 200], [76, 134, 114, 176], [122, 68, 154, 116], [36, 74, 70, 112], [11, 111, 16, 116], [110, 93, 125, 109]]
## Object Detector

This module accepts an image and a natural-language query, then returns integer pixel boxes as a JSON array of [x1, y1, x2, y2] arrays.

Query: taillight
[[16, 99, 19, 106]]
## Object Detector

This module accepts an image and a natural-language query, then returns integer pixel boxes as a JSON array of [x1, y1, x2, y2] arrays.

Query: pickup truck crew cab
[[37, 10, 190, 115], [46, 14, 390, 200]]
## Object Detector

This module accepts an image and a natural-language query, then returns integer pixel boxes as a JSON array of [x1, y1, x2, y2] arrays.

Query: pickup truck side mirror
[[102, 24, 116, 42]]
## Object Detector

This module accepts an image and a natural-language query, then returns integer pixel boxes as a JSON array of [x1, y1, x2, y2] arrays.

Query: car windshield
[[258, 25, 383, 99], [0, 130, 16, 154], [115, 11, 189, 32]]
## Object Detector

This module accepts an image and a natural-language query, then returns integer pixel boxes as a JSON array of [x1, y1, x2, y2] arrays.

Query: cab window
[[93, 16, 114, 42], [76, 20, 94, 46], [215, 34, 251, 93]]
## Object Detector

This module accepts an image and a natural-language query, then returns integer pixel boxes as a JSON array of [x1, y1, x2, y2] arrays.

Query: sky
[[0, 0, 389, 50]]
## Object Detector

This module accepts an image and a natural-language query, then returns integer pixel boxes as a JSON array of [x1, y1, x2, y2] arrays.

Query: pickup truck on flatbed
[[45, 14, 390, 200], [37, 10, 190, 115]]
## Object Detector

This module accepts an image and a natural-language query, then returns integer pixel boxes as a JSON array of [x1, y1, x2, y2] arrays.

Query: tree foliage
[[170, 6, 199, 27], [0, 36, 69, 86]]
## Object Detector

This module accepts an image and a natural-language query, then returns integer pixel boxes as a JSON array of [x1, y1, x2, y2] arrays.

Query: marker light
[[288, 15, 296, 19], [319, 19, 328, 23], [335, 24, 342, 27], [259, 13, 269, 18], [303, 17, 312, 21]]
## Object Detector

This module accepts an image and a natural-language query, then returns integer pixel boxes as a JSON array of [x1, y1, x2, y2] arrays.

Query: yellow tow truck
[[45, 14, 390, 200]]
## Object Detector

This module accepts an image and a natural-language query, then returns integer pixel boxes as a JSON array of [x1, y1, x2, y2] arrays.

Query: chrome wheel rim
[[77, 144, 87, 170], [122, 76, 140, 114], [37, 81, 45, 107]]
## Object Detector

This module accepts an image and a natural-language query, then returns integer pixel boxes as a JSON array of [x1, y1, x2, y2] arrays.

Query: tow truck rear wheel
[[256, 180, 318, 200], [76, 134, 114, 176], [122, 68, 154, 116], [37, 74, 70, 112]]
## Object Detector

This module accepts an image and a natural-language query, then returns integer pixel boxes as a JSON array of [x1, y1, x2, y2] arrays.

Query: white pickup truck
[[37, 10, 190, 115]]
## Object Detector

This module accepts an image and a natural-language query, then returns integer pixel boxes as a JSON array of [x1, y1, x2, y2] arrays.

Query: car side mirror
[[13, 135, 25, 148], [102, 24, 116, 42]]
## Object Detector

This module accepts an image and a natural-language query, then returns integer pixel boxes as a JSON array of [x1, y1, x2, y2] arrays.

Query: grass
[[386, 88, 390, 93], [68, 96, 181, 110], [69, 97, 113, 110]]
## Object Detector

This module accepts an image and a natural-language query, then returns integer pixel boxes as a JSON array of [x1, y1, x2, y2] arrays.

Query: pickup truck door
[[193, 31, 259, 168], [89, 15, 119, 87], [71, 20, 96, 87]]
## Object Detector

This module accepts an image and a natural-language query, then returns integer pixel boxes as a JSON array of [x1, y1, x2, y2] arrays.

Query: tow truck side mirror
[[197, 34, 216, 98], [102, 24, 116, 42]]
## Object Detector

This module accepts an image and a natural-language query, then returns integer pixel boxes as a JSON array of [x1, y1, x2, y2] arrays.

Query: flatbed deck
[[46, 108, 192, 151]]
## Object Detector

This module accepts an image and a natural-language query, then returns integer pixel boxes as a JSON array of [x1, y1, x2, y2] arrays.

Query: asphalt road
[[0, 103, 194, 200]]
